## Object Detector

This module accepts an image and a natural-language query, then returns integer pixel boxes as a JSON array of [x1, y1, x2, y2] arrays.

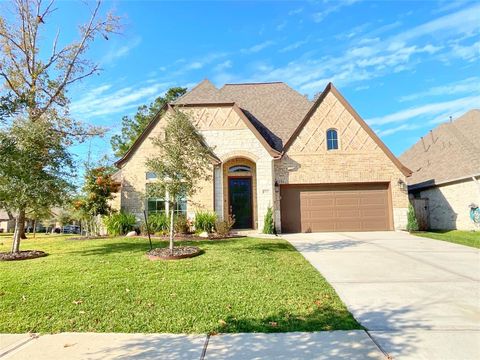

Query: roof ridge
[[223, 81, 284, 86], [172, 79, 217, 104]]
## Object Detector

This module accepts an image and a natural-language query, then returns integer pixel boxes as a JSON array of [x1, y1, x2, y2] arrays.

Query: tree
[[0, 0, 120, 253], [0, 118, 74, 251], [146, 111, 214, 253], [73, 166, 120, 236], [110, 87, 187, 158]]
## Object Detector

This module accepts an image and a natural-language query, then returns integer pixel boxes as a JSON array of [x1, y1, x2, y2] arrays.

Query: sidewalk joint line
[[0, 336, 36, 358], [364, 330, 392, 360], [200, 334, 210, 360]]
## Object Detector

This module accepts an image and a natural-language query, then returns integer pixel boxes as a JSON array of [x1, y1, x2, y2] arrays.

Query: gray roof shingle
[[173, 80, 312, 151], [399, 109, 480, 188]]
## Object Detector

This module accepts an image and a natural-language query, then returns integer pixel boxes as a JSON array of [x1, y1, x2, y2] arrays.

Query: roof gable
[[284, 83, 411, 176], [399, 109, 480, 186]]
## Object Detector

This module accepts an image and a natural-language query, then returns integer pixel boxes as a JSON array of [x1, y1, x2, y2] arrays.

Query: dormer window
[[229, 165, 251, 173], [326, 129, 339, 150]]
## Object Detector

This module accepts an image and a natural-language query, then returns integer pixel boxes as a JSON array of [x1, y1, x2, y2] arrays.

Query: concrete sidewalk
[[1, 331, 386, 359], [284, 231, 480, 360]]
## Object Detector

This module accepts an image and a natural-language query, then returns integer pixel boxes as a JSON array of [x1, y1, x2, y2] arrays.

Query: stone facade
[[415, 179, 480, 230], [274, 91, 409, 231]]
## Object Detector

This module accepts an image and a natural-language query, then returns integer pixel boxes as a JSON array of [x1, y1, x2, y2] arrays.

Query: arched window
[[229, 165, 251, 173], [326, 129, 338, 150]]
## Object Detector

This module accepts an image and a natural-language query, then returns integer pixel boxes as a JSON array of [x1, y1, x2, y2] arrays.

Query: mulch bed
[[147, 246, 203, 260], [0, 250, 48, 261], [146, 234, 245, 241]]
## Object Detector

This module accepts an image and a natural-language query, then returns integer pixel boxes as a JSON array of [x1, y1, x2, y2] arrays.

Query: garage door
[[280, 183, 392, 233]]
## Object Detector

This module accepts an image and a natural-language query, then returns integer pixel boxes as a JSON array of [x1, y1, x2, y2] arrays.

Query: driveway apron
[[283, 231, 480, 360]]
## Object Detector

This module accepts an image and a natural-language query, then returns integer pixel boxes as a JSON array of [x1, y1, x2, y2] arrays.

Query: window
[[229, 165, 251, 173], [146, 172, 157, 180], [147, 198, 165, 213], [326, 129, 338, 150], [147, 195, 187, 215]]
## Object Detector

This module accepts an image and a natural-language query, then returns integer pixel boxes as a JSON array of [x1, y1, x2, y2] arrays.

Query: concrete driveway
[[283, 231, 480, 360]]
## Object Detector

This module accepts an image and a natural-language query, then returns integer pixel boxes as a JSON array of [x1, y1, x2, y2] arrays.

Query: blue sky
[[47, 0, 479, 168]]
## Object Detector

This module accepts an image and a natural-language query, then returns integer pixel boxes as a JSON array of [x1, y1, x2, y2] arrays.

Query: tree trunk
[[33, 219, 36, 239], [169, 209, 174, 254], [12, 208, 26, 253]]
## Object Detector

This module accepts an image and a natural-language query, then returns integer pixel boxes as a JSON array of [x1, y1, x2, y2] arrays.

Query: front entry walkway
[[283, 231, 480, 360]]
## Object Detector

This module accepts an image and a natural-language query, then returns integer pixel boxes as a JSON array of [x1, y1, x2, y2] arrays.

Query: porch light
[[397, 179, 407, 192]]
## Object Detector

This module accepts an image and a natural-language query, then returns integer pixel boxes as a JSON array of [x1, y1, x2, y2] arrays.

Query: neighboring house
[[399, 109, 480, 231], [113, 80, 411, 233], [0, 210, 15, 233]]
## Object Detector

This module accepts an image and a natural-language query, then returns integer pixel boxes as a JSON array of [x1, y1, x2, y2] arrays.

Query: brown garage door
[[280, 183, 392, 233]]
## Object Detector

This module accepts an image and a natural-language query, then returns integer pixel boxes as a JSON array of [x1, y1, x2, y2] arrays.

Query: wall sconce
[[274, 181, 280, 192], [397, 179, 408, 192]]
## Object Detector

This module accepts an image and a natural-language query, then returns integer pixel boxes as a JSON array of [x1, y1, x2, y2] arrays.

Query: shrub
[[262, 206, 275, 234], [194, 211, 217, 233], [406, 204, 419, 232], [174, 213, 190, 234], [104, 211, 137, 236], [146, 212, 169, 234], [215, 215, 235, 237]]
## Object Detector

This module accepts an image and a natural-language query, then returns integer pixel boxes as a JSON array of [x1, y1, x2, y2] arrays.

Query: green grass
[[0, 234, 359, 334], [413, 230, 480, 249]]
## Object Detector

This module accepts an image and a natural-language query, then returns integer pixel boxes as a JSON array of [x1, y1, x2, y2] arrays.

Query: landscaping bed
[[146, 233, 245, 241], [0, 234, 360, 333], [147, 246, 202, 260], [0, 250, 48, 261]]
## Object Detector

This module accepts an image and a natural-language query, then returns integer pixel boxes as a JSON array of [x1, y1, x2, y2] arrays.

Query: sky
[[21, 0, 480, 170]]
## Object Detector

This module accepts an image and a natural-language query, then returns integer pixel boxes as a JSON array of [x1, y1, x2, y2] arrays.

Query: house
[[0, 210, 15, 233], [113, 80, 411, 233], [399, 109, 480, 231]]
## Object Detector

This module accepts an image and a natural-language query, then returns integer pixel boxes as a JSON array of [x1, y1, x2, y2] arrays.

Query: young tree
[[146, 111, 214, 254], [0, 0, 120, 252], [73, 166, 120, 236], [110, 87, 187, 158]]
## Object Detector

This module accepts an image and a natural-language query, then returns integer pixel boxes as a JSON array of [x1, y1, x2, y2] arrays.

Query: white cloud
[[279, 39, 309, 53], [245, 3, 480, 95], [367, 95, 480, 126], [214, 60, 233, 72], [451, 40, 480, 62], [376, 123, 422, 137], [288, 7, 303, 16], [276, 21, 287, 31], [312, 0, 359, 23], [100, 37, 142, 65], [399, 77, 480, 102], [241, 41, 275, 54], [392, 3, 480, 42], [70, 82, 171, 119]]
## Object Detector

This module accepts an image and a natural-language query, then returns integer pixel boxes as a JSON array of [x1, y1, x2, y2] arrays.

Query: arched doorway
[[223, 158, 257, 229]]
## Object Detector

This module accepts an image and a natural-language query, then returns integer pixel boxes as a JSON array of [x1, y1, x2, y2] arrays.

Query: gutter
[[409, 172, 480, 191]]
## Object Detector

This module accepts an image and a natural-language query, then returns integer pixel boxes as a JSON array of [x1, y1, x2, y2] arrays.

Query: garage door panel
[[281, 183, 391, 233], [336, 209, 361, 217]]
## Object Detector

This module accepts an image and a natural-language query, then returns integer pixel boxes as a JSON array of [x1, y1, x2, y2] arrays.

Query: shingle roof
[[174, 80, 312, 151], [399, 109, 480, 188]]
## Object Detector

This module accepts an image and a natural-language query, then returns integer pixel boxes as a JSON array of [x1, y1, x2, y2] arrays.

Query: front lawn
[[0, 235, 359, 334], [414, 230, 480, 249]]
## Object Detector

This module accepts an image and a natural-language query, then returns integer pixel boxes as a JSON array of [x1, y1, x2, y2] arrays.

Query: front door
[[228, 177, 253, 229]]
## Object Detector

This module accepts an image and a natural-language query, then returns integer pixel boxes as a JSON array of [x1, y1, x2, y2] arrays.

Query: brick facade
[[274, 91, 409, 231], [115, 90, 409, 232]]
